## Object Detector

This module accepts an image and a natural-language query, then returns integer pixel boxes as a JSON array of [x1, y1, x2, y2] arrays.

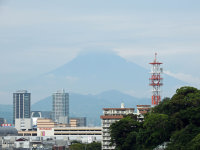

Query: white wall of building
[[15, 118, 32, 131], [37, 128, 54, 136]]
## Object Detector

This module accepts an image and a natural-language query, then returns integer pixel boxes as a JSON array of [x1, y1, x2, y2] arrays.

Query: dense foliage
[[110, 86, 200, 150], [69, 141, 101, 150]]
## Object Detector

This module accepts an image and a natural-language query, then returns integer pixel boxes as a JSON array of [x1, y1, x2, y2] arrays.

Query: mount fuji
[[28, 51, 186, 126]]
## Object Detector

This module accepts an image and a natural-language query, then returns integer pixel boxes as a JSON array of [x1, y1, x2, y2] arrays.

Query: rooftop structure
[[31, 111, 42, 128], [0, 127, 18, 136], [37, 118, 56, 129]]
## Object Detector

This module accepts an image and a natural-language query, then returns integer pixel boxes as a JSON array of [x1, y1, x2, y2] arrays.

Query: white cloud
[[123, 90, 137, 97], [0, 47, 80, 74], [0, 91, 11, 104], [113, 46, 200, 59], [0, 91, 8, 96], [45, 73, 55, 78], [113, 48, 152, 58], [0, 5, 133, 28], [165, 70, 200, 87], [66, 76, 79, 82], [122, 89, 150, 98], [0, 0, 200, 104], [112, 45, 200, 71]]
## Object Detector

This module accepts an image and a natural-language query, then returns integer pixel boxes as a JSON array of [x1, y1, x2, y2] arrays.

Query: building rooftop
[[100, 115, 124, 119], [136, 105, 151, 107], [103, 108, 134, 110], [137, 108, 151, 110], [31, 111, 42, 118], [15, 90, 28, 93], [0, 127, 18, 136]]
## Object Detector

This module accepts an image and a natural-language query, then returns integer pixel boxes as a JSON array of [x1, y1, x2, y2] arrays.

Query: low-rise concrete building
[[17, 118, 102, 144], [0, 127, 18, 149], [15, 118, 32, 131], [70, 117, 87, 127]]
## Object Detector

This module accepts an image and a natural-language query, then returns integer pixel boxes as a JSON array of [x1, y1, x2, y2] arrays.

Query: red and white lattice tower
[[149, 53, 163, 106]]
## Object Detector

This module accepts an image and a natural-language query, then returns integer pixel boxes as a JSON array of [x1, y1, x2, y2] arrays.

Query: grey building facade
[[13, 90, 31, 124], [13, 90, 32, 130], [41, 111, 52, 119], [52, 89, 69, 124]]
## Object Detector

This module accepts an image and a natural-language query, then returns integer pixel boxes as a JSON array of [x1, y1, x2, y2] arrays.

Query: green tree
[[87, 142, 101, 150], [69, 142, 101, 150], [69, 143, 85, 150], [109, 86, 200, 150], [166, 124, 200, 150], [187, 133, 200, 150], [110, 115, 141, 150], [141, 113, 172, 149]]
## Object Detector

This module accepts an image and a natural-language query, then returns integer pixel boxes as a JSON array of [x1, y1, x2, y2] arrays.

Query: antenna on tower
[[149, 53, 163, 106], [154, 52, 157, 62]]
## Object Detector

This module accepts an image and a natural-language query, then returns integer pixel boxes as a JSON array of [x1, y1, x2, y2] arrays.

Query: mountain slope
[[23, 51, 186, 104], [0, 90, 149, 125], [3, 51, 187, 125], [0, 105, 13, 123], [32, 90, 149, 126]]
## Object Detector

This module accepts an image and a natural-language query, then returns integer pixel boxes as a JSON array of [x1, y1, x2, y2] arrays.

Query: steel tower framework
[[149, 53, 163, 106]]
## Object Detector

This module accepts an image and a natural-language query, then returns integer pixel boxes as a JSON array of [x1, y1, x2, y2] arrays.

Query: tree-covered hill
[[110, 86, 200, 150]]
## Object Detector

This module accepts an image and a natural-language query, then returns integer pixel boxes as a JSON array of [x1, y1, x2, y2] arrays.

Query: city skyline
[[0, 1, 199, 149], [0, 0, 200, 104]]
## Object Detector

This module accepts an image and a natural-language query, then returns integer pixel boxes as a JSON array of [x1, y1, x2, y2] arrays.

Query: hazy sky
[[0, 0, 200, 104]]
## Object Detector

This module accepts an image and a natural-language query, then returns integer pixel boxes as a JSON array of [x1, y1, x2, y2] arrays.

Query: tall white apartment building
[[100, 104, 134, 150], [52, 89, 69, 124]]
